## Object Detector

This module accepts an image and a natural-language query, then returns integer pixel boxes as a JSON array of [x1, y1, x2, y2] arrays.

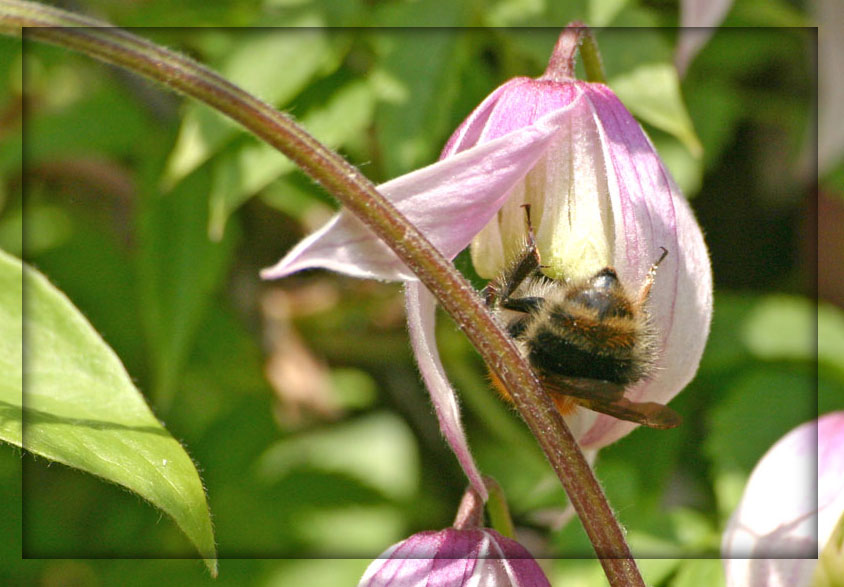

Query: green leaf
[[164, 24, 337, 188], [0, 251, 217, 575], [207, 78, 375, 238], [610, 62, 703, 158], [0, 252, 22, 446]]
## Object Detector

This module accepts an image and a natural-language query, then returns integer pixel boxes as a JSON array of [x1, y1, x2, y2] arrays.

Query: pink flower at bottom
[[359, 528, 550, 587]]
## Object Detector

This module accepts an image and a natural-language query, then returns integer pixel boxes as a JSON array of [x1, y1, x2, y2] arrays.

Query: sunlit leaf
[[0, 251, 22, 446], [0, 251, 217, 575], [610, 63, 703, 158]]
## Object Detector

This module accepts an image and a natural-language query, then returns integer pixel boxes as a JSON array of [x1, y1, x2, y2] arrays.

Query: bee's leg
[[522, 204, 539, 259], [500, 296, 544, 313], [484, 205, 542, 306], [637, 246, 668, 303]]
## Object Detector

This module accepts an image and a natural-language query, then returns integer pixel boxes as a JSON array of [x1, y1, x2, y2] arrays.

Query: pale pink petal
[[817, 412, 844, 548], [405, 282, 487, 500], [359, 528, 550, 587], [442, 78, 581, 158], [579, 85, 712, 447], [722, 412, 844, 587], [675, 0, 735, 76], [261, 97, 584, 282]]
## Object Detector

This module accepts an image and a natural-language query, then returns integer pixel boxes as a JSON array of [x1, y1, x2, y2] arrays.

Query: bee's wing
[[540, 374, 682, 429], [573, 396, 682, 429], [539, 375, 626, 403]]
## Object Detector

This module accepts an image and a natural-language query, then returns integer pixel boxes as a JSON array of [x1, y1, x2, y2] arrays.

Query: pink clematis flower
[[263, 26, 712, 499], [721, 412, 844, 587], [358, 528, 550, 587]]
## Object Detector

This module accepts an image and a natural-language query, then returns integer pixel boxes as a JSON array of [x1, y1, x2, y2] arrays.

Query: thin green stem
[[483, 476, 516, 539], [1, 4, 642, 585], [578, 25, 607, 84]]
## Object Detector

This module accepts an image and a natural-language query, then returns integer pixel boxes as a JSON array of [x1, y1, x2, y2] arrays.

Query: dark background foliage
[[2, 0, 839, 584]]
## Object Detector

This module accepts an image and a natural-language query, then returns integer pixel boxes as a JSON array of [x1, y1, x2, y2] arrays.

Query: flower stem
[[453, 485, 485, 531], [543, 22, 606, 84], [578, 25, 607, 84], [1, 5, 643, 585]]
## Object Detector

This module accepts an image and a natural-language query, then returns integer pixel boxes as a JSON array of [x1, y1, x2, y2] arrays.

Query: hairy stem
[[1, 5, 642, 584]]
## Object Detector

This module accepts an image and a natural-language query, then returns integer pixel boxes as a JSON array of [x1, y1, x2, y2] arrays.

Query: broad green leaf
[[0, 251, 22, 446], [610, 63, 703, 158], [0, 251, 217, 575], [207, 78, 376, 238], [164, 24, 336, 188]]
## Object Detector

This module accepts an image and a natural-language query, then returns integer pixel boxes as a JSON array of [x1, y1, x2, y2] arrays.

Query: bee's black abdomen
[[528, 327, 638, 384]]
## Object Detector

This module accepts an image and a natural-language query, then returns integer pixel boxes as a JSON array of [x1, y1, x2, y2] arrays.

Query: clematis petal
[[261, 97, 584, 282], [406, 282, 486, 500], [578, 85, 713, 447], [817, 412, 844, 548], [359, 527, 551, 587], [722, 412, 844, 587]]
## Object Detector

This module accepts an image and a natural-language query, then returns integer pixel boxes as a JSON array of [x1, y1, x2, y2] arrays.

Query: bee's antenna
[[638, 247, 669, 302], [521, 204, 543, 267], [655, 246, 668, 267]]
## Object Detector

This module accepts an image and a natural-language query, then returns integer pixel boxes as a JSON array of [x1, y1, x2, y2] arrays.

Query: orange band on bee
[[488, 369, 578, 416]]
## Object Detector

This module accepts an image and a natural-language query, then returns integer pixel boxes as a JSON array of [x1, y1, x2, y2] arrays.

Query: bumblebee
[[484, 207, 681, 429]]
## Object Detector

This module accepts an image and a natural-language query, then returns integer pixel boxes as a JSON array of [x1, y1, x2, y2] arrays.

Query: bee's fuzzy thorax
[[505, 272, 658, 385]]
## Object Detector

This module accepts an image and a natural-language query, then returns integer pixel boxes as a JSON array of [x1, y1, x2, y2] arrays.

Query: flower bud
[[440, 30, 712, 446]]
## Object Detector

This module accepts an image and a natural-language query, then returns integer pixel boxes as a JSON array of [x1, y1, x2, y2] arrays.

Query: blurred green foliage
[[1, 0, 835, 585]]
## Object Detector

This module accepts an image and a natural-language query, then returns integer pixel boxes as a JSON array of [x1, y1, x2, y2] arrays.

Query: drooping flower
[[721, 412, 844, 587], [358, 527, 550, 587], [263, 25, 712, 498]]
